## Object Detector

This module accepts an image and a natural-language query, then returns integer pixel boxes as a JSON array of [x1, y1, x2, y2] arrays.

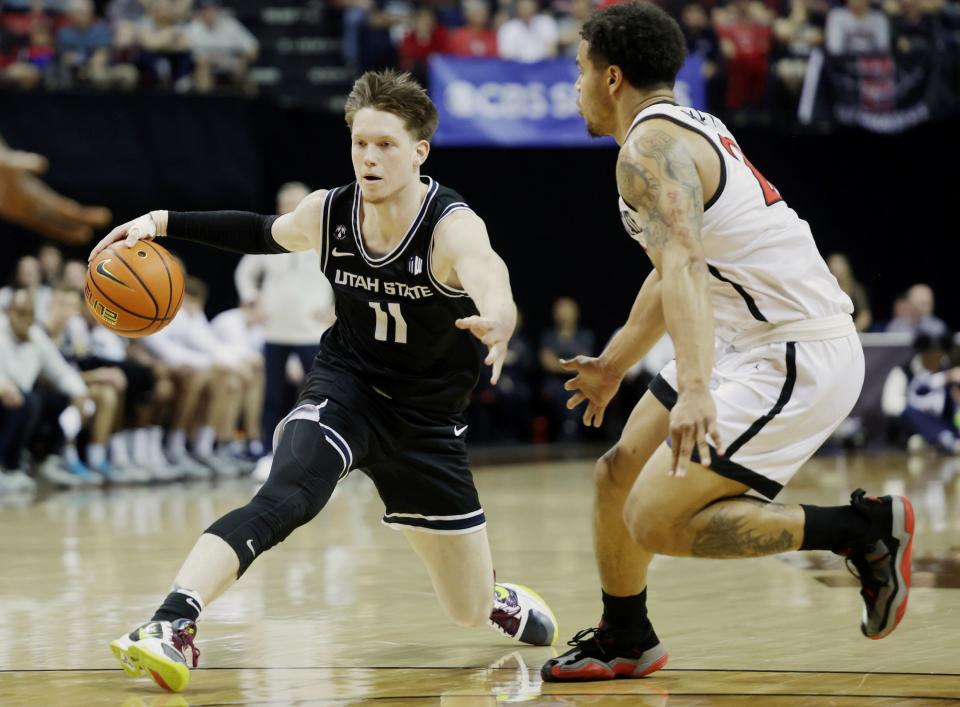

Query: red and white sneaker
[[541, 623, 668, 682], [846, 488, 915, 639], [488, 582, 558, 646]]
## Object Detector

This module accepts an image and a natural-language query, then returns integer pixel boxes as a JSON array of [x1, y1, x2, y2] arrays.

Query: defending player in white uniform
[[543, 2, 914, 683]]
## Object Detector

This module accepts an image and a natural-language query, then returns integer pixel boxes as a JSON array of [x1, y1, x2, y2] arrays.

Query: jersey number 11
[[369, 302, 407, 344]]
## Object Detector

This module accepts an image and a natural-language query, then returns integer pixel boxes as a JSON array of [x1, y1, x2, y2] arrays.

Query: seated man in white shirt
[[497, 0, 559, 62], [211, 300, 266, 461], [0, 289, 92, 493], [185, 0, 258, 92], [144, 276, 251, 476]]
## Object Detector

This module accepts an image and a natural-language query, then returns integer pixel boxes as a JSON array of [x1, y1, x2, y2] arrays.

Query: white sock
[[133, 428, 152, 465], [166, 429, 187, 458], [149, 427, 167, 465], [87, 443, 106, 469], [194, 426, 216, 457], [63, 445, 80, 466], [110, 433, 132, 466]]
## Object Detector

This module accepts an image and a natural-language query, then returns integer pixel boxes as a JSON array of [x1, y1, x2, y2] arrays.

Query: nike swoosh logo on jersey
[[246, 538, 256, 556], [331, 248, 354, 257], [454, 425, 468, 437], [95, 259, 131, 288]]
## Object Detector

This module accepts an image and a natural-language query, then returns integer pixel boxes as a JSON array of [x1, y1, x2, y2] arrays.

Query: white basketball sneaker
[[110, 619, 199, 692], [488, 582, 559, 646]]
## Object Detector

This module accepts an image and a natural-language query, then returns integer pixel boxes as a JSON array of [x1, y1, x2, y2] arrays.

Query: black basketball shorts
[[271, 365, 484, 534]]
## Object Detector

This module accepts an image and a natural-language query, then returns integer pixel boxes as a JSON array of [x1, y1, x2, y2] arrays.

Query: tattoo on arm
[[616, 128, 704, 251], [691, 499, 795, 558]]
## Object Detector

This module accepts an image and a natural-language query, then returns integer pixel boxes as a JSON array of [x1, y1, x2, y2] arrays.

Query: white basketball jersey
[[618, 103, 853, 346]]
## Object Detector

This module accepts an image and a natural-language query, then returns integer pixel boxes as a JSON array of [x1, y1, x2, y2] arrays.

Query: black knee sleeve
[[205, 419, 344, 576]]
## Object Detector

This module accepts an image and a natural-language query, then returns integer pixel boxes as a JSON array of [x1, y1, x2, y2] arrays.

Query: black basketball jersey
[[312, 176, 483, 414]]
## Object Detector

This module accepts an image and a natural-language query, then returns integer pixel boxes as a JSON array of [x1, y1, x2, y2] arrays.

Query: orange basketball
[[84, 240, 184, 338]]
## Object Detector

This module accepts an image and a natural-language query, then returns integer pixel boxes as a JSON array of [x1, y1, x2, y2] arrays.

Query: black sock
[[601, 589, 649, 634], [152, 588, 203, 623], [799, 504, 870, 553]]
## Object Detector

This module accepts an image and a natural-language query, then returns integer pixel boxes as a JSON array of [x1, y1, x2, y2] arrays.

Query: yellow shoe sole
[[126, 642, 191, 692], [110, 639, 142, 678]]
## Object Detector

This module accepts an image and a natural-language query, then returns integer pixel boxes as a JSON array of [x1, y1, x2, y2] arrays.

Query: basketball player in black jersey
[[91, 70, 558, 693]]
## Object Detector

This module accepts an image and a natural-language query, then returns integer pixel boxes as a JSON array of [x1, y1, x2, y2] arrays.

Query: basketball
[[84, 240, 184, 338]]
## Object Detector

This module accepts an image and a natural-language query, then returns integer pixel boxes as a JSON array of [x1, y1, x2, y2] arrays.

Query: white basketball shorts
[[649, 333, 864, 499]]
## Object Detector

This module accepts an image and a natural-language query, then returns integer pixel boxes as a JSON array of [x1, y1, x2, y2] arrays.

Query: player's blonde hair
[[344, 69, 439, 142]]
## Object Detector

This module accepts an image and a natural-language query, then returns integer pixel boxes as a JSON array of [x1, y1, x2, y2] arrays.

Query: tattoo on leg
[[691, 505, 795, 558]]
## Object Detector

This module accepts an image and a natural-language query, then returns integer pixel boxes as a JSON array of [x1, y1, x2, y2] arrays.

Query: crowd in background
[[337, 0, 960, 121], [3, 0, 959, 119], [0, 0, 258, 92], [1, 178, 957, 500]]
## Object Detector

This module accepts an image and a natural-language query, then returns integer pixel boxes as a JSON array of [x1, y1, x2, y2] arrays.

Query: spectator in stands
[[889, 0, 943, 54], [715, 0, 774, 119], [233, 182, 336, 479], [57, 0, 137, 88], [184, 0, 258, 93], [827, 252, 872, 331], [144, 275, 250, 477], [211, 300, 266, 461], [886, 283, 948, 336], [539, 296, 595, 440], [345, 0, 413, 73], [0, 255, 51, 317], [0, 0, 50, 89], [772, 0, 826, 108], [138, 0, 193, 90], [447, 0, 498, 57], [826, 0, 891, 54], [497, 0, 559, 62], [37, 243, 63, 287], [469, 314, 536, 443], [558, 0, 593, 57], [0, 288, 91, 493], [431, 0, 464, 27], [60, 259, 87, 290], [681, 3, 723, 107], [399, 6, 447, 84], [44, 283, 135, 482], [882, 332, 960, 454]]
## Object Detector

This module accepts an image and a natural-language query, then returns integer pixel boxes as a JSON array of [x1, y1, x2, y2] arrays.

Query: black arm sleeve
[[165, 211, 288, 255]]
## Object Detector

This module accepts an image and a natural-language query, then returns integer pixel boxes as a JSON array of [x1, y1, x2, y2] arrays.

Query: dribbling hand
[[455, 315, 511, 385], [88, 212, 159, 262], [559, 356, 622, 428]]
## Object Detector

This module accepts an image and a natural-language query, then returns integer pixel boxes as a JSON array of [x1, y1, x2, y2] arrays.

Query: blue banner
[[429, 54, 706, 147]]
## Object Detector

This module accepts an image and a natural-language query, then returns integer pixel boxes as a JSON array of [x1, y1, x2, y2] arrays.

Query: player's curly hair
[[345, 69, 439, 142], [580, 2, 687, 90]]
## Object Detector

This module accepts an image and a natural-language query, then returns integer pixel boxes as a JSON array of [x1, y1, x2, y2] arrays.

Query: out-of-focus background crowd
[[1, 0, 958, 122]]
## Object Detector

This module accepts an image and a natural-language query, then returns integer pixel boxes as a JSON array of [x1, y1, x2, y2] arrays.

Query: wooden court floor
[[1, 451, 958, 706]]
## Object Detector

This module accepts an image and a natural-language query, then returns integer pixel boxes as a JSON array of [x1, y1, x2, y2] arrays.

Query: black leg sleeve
[[205, 419, 343, 576]]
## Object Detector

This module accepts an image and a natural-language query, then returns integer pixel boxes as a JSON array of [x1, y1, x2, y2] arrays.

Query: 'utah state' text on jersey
[[312, 177, 483, 413]]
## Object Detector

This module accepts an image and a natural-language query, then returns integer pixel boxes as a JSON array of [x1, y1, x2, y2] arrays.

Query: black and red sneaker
[[540, 623, 668, 682], [846, 488, 915, 640]]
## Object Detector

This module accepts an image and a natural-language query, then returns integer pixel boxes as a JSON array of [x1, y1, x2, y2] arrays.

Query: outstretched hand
[[455, 315, 512, 385], [559, 355, 623, 428], [0, 141, 111, 244]]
